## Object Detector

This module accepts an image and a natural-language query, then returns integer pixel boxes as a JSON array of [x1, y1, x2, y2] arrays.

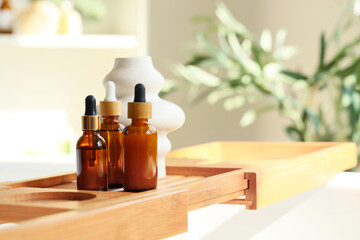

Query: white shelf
[[0, 34, 138, 49]]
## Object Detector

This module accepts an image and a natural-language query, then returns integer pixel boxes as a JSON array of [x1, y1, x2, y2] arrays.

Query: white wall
[[0, 47, 135, 130], [148, 0, 354, 149], [0, 0, 141, 158], [0, 0, 355, 157]]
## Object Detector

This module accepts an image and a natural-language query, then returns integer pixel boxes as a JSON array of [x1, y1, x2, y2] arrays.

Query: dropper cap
[[82, 95, 100, 130], [100, 81, 122, 116], [127, 83, 152, 119]]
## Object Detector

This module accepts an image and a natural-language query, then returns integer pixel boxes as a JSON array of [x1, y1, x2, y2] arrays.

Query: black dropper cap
[[128, 83, 151, 119], [133, 83, 146, 102], [85, 95, 97, 115]]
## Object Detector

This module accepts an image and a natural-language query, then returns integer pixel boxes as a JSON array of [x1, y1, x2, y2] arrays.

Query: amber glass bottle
[[99, 81, 124, 188], [76, 95, 108, 191], [0, 0, 14, 34], [123, 83, 158, 192]]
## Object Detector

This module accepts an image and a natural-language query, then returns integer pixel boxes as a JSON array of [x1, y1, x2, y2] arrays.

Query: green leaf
[[318, 105, 326, 126], [176, 65, 221, 87], [317, 36, 360, 76], [176, 65, 200, 86], [352, 92, 360, 115], [159, 79, 178, 98], [195, 31, 216, 53], [283, 109, 303, 127], [305, 108, 320, 134], [285, 126, 304, 141], [251, 45, 263, 68], [242, 39, 252, 55], [336, 58, 360, 78], [260, 29, 272, 52], [263, 63, 282, 80], [342, 92, 352, 107], [215, 2, 248, 36], [217, 26, 232, 55], [186, 55, 210, 65], [207, 88, 234, 104], [318, 32, 326, 70], [239, 109, 256, 127], [227, 32, 261, 77], [320, 50, 346, 73], [240, 75, 252, 85], [256, 104, 276, 114], [275, 29, 287, 50], [292, 81, 308, 90], [281, 70, 308, 80], [224, 96, 245, 111], [274, 46, 297, 60], [343, 75, 356, 88], [192, 15, 215, 24]]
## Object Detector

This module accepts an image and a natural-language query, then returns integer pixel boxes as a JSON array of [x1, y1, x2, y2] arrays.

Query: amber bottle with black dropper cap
[[0, 0, 14, 34], [76, 95, 108, 191], [99, 81, 125, 188], [123, 83, 158, 192]]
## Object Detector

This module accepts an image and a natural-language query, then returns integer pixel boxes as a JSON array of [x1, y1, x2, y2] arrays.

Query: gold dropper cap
[[127, 83, 152, 119], [82, 115, 100, 130]]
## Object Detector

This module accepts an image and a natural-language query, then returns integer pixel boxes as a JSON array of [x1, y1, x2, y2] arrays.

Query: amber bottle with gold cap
[[123, 83, 158, 192], [99, 81, 125, 188], [76, 95, 108, 191]]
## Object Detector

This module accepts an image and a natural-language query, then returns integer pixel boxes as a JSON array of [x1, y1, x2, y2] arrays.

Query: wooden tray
[[0, 142, 357, 240]]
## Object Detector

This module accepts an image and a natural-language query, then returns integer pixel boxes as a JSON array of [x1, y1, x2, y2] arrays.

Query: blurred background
[[0, 0, 359, 165]]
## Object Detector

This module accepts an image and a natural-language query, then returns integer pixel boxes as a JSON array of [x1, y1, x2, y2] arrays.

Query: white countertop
[[167, 172, 360, 240], [0, 162, 75, 182]]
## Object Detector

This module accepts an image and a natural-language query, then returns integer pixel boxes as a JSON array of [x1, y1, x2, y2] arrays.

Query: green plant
[[176, 1, 360, 146]]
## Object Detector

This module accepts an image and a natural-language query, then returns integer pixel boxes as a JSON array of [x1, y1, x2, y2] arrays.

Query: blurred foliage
[[175, 1, 360, 146], [159, 79, 178, 98], [74, 0, 106, 21], [46, 0, 106, 20]]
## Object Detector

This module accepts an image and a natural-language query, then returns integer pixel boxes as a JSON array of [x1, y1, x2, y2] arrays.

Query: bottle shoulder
[[123, 123, 157, 135], [100, 122, 125, 131], [76, 132, 107, 149]]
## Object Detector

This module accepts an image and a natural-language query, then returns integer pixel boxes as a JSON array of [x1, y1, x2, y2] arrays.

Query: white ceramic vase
[[104, 56, 185, 179]]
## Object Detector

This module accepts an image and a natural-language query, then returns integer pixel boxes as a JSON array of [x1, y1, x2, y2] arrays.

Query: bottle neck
[[101, 115, 122, 130], [83, 129, 99, 135], [102, 115, 120, 124], [131, 118, 148, 125]]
